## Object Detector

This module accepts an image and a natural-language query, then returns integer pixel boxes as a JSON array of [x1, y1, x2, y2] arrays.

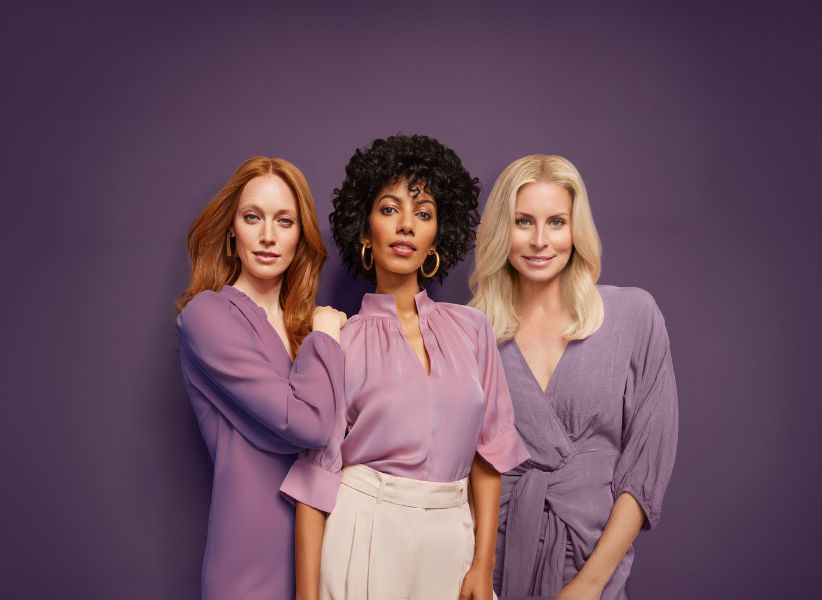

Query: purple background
[[1, 1, 820, 598]]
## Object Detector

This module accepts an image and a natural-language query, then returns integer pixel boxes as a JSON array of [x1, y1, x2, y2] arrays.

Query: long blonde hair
[[469, 154, 604, 342], [176, 156, 327, 355]]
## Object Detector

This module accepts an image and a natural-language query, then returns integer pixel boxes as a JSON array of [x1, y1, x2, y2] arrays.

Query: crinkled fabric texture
[[495, 285, 679, 599]]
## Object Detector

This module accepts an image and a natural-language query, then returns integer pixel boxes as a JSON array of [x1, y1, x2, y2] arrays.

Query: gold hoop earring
[[360, 243, 373, 271], [225, 231, 234, 257], [420, 249, 440, 278]]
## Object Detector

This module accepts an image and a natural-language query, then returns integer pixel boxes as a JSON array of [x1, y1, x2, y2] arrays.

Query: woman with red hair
[[176, 156, 346, 599]]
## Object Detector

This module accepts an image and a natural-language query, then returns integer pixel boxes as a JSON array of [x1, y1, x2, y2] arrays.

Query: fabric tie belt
[[500, 452, 620, 597]]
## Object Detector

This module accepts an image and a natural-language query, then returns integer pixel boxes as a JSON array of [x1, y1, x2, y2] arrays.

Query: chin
[[245, 265, 290, 282], [512, 262, 564, 284], [379, 256, 423, 277]]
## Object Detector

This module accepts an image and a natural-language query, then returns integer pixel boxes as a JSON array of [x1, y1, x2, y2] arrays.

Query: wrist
[[573, 566, 608, 590], [470, 557, 495, 574]]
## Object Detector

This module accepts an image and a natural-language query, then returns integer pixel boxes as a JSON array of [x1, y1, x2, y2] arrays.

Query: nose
[[260, 219, 276, 246], [531, 225, 548, 250], [397, 208, 415, 235]]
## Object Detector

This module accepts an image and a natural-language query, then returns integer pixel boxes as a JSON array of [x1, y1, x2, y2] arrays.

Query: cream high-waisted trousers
[[319, 465, 497, 600]]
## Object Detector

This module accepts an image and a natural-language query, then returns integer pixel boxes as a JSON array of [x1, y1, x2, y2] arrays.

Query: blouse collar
[[359, 288, 436, 319]]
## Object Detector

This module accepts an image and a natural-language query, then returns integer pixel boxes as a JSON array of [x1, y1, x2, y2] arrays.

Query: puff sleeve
[[177, 291, 344, 454], [278, 404, 347, 513], [611, 292, 679, 530], [475, 313, 531, 473]]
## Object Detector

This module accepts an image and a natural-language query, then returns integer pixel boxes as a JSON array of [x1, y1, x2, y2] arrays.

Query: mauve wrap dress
[[494, 285, 678, 599], [177, 285, 345, 599]]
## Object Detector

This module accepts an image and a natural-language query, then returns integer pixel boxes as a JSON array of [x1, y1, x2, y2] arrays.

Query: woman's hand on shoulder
[[311, 306, 347, 342]]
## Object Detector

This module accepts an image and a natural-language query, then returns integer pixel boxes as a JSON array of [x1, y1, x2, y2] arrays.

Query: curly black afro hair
[[329, 134, 481, 284]]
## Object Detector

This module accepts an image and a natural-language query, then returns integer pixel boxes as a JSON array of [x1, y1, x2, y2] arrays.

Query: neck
[[232, 271, 284, 317], [375, 267, 421, 318], [515, 272, 567, 319]]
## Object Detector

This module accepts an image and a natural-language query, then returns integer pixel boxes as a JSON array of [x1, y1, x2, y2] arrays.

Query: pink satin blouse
[[280, 289, 530, 512]]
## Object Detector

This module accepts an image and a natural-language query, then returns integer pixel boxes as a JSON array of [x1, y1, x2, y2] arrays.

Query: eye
[[380, 206, 398, 216], [514, 217, 532, 227], [278, 217, 296, 227], [243, 214, 260, 223], [549, 218, 566, 228], [416, 210, 432, 221]]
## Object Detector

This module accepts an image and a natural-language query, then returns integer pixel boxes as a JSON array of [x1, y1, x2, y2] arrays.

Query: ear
[[359, 230, 370, 246]]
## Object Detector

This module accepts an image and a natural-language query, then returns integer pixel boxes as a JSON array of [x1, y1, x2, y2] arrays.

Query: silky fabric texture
[[177, 285, 345, 599], [494, 286, 678, 599], [319, 465, 495, 600], [280, 289, 530, 512]]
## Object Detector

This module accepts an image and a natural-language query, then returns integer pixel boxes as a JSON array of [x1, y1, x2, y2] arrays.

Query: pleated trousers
[[320, 464, 496, 600]]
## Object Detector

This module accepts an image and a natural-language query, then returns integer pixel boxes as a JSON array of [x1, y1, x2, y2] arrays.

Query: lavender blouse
[[177, 285, 344, 599], [280, 289, 530, 512], [494, 285, 678, 599]]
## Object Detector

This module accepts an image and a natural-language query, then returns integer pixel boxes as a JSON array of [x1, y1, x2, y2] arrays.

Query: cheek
[[280, 226, 301, 255], [508, 229, 529, 257], [553, 229, 573, 252], [422, 218, 437, 246], [367, 213, 392, 247], [233, 220, 255, 250]]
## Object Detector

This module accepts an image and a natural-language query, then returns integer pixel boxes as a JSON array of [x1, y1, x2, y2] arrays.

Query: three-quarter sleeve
[[611, 293, 679, 530], [279, 399, 347, 513], [475, 314, 531, 473], [178, 291, 344, 453]]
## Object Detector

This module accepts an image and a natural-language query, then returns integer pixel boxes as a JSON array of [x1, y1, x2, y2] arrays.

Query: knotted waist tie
[[500, 452, 620, 597]]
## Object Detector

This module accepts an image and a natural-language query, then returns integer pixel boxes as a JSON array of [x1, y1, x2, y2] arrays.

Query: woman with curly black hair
[[280, 134, 530, 600]]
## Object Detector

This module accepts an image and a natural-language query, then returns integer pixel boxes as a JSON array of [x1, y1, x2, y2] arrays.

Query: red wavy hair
[[176, 156, 327, 355]]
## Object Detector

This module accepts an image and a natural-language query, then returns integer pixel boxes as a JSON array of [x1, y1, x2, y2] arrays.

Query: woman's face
[[507, 181, 573, 284], [232, 174, 301, 284], [363, 178, 438, 281]]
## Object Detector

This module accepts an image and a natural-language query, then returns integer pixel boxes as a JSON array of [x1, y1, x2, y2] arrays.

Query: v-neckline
[[360, 288, 436, 378], [510, 337, 571, 397], [224, 285, 294, 365], [399, 321, 433, 378]]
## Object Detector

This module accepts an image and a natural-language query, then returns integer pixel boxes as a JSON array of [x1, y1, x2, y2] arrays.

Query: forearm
[[574, 492, 645, 588], [295, 502, 327, 600], [468, 454, 501, 571]]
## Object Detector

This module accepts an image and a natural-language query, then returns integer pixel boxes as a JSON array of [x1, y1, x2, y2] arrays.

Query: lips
[[252, 250, 281, 264], [522, 255, 555, 266], [389, 240, 416, 257]]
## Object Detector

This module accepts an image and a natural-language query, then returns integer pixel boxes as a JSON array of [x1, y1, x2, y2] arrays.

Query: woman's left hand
[[556, 575, 604, 600], [458, 565, 494, 600]]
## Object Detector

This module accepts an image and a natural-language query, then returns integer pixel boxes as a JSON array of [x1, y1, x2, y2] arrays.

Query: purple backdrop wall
[[1, 1, 820, 598]]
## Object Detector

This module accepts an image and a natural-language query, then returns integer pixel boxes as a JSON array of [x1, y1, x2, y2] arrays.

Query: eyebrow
[[515, 211, 569, 219], [239, 204, 297, 217], [377, 194, 436, 206]]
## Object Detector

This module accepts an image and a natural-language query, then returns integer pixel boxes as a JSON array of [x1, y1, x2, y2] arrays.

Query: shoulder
[[178, 289, 245, 341], [340, 312, 363, 336], [599, 285, 669, 349], [598, 284, 662, 319], [432, 301, 493, 342], [179, 290, 225, 324]]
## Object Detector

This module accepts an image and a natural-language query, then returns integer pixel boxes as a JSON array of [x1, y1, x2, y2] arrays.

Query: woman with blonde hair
[[470, 154, 678, 599], [176, 156, 346, 599]]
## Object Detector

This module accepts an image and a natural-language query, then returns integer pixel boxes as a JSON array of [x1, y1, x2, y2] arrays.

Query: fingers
[[458, 582, 472, 600], [313, 306, 347, 325]]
